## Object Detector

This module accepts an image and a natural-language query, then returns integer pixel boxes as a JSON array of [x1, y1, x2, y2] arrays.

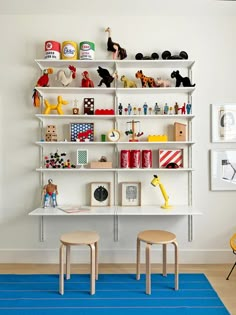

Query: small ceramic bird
[[32, 68, 53, 107]]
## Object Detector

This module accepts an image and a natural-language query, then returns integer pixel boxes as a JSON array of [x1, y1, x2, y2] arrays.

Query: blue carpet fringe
[[0, 273, 230, 315]]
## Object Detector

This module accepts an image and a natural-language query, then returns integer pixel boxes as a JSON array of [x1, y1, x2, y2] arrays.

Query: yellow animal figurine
[[44, 96, 69, 115], [120, 75, 137, 88]]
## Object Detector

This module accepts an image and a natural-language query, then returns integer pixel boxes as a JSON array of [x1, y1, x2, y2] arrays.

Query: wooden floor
[[0, 263, 235, 314]]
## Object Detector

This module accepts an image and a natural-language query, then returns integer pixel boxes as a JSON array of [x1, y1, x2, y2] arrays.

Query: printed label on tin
[[63, 44, 76, 58]]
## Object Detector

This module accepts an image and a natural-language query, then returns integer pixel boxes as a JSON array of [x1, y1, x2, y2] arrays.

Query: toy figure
[[164, 103, 169, 115], [97, 66, 117, 87], [174, 102, 179, 114], [149, 107, 152, 115], [156, 78, 171, 87], [135, 70, 157, 88], [43, 96, 69, 115], [171, 70, 195, 87], [143, 102, 148, 115], [186, 103, 192, 114], [81, 71, 94, 87], [154, 103, 161, 115], [32, 68, 53, 107], [128, 103, 132, 115], [178, 103, 186, 115], [43, 179, 58, 208], [118, 103, 123, 115], [55, 65, 76, 87], [105, 27, 127, 60], [120, 75, 137, 88]]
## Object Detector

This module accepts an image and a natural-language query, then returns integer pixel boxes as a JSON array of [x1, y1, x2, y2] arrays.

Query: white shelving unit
[[29, 58, 201, 242]]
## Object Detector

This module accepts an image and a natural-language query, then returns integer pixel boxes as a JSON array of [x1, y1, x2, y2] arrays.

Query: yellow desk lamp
[[151, 174, 172, 209]]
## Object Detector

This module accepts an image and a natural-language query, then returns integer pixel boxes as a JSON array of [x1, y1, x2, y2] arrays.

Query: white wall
[[1, 1, 236, 264]]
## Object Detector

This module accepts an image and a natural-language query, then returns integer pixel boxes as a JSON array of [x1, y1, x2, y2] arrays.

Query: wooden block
[[174, 122, 186, 141], [45, 134, 57, 142], [90, 161, 112, 169], [46, 125, 56, 133]]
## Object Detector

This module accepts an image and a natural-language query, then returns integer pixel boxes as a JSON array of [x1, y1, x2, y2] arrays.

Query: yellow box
[[148, 135, 168, 142]]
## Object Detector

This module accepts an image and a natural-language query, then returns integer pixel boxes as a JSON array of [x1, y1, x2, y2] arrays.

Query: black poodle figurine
[[171, 70, 195, 87], [97, 66, 118, 88], [105, 27, 127, 60]]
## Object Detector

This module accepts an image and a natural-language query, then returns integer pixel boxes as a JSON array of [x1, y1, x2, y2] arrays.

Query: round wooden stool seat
[[136, 229, 178, 295], [59, 230, 99, 295]]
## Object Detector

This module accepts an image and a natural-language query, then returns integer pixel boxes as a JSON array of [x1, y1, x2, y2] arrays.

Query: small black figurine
[[171, 70, 195, 87], [162, 50, 188, 60], [97, 66, 117, 88]]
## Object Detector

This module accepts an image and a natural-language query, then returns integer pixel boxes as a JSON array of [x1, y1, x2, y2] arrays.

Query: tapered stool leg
[[136, 238, 141, 280], [90, 243, 95, 295], [146, 243, 151, 294], [59, 244, 64, 295], [162, 244, 167, 276], [173, 241, 179, 290], [95, 241, 98, 280], [66, 245, 71, 280]]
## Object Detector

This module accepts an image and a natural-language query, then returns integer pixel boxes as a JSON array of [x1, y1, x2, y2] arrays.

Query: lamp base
[[161, 204, 173, 209]]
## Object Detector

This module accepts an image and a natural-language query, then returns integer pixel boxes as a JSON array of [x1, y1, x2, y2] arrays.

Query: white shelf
[[36, 168, 194, 172], [35, 59, 115, 70], [36, 87, 115, 95], [36, 141, 195, 146], [29, 206, 114, 216], [117, 87, 195, 95]]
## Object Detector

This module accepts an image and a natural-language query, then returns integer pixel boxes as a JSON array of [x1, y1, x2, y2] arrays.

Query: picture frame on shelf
[[159, 149, 183, 168], [211, 104, 236, 142], [121, 182, 141, 206], [211, 149, 236, 191], [77, 149, 88, 168], [70, 122, 94, 142], [90, 182, 111, 206]]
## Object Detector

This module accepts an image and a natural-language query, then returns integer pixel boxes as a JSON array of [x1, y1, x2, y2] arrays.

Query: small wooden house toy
[[174, 122, 186, 141]]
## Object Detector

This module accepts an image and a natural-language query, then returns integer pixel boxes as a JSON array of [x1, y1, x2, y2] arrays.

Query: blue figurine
[[186, 103, 192, 114], [164, 103, 169, 114], [127, 103, 132, 115], [143, 102, 148, 115]]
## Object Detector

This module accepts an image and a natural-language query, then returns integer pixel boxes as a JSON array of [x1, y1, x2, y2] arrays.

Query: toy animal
[[105, 27, 127, 60], [32, 68, 53, 107], [156, 78, 171, 87], [55, 65, 76, 87], [171, 70, 195, 87], [43, 95, 69, 115], [97, 66, 118, 87], [135, 70, 157, 88], [120, 75, 137, 88], [135, 52, 159, 60], [81, 71, 94, 87], [162, 50, 188, 60]]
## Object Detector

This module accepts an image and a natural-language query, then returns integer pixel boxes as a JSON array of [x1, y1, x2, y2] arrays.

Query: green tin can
[[79, 41, 95, 60]]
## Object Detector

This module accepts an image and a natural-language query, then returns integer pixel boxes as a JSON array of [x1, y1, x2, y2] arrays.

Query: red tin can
[[142, 150, 152, 168], [130, 150, 141, 168], [120, 150, 130, 168]]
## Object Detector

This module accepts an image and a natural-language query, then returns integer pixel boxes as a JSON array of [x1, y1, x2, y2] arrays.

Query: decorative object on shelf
[[81, 71, 94, 88], [178, 103, 186, 115], [159, 149, 183, 168], [79, 41, 95, 60], [127, 103, 132, 115], [43, 96, 69, 115], [162, 50, 188, 60], [156, 78, 171, 87], [142, 150, 152, 168], [135, 52, 159, 60], [70, 122, 94, 142], [72, 99, 79, 115], [43, 178, 58, 208], [97, 66, 117, 88], [164, 103, 169, 114], [45, 125, 57, 142], [90, 156, 112, 169], [174, 102, 179, 114], [211, 149, 236, 191], [77, 149, 88, 168], [55, 65, 76, 87], [148, 135, 168, 142], [61, 41, 78, 60], [174, 122, 187, 141], [83, 98, 94, 115], [44, 150, 76, 169], [125, 120, 143, 142], [95, 109, 114, 115], [143, 102, 148, 115], [105, 27, 127, 60], [45, 40, 61, 60], [171, 70, 195, 87], [226, 233, 236, 280], [130, 150, 141, 168], [135, 70, 157, 88], [107, 129, 121, 142], [121, 182, 141, 206], [120, 150, 130, 168], [186, 103, 192, 114], [90, 182, 111, 206], [32, 67, 53, 107], [154, 103, 161, 115], [120, 75, 137, 88], [151, 175, 172, 209], [211, 104, 236, 142], [118, 103, 123, 115]]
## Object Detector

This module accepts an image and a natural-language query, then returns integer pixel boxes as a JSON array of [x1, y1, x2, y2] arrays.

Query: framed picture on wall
[[90, 182, 111, 206], [70, 122, 94, 142], [211, 104, 236, 142], [121, 182, 141, 206], [211, 150, 236, 191]]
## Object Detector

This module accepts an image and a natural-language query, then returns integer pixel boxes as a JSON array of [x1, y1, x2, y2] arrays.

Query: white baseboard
[[0, 249, 234, 264]]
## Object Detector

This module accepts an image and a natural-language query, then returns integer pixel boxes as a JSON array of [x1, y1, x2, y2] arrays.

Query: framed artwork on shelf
[[70, 122, 94, 142], [159, 149, 183, 168], [77, 149, 88, 168], [211, 104, 236, 142], [121, 182, 141, 206], [90, 182, 111, 206], [211, 150, 236, 191]]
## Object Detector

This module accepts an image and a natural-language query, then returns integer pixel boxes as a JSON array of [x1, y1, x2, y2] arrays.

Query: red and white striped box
[[159, 149, 183, 168]]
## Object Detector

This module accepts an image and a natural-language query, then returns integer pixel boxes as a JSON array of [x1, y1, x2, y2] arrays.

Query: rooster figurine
[[32, 68, 53, 107], [55, 65, 76, 87]]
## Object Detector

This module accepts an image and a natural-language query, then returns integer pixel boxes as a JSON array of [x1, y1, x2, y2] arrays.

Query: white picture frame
[[90, 182, 111, 206], [211, 104, 236, 142], [77, 149, 88, 168], [121, 182, 141, 206], [211, 149, 236, 191]]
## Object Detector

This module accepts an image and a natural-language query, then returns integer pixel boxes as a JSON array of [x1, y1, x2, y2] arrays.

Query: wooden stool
[[59, 230, 99, 295], [136, 230, 178, 294]]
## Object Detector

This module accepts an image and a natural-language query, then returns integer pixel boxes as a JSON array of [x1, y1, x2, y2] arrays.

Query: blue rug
[[0, 273, 229, 315]]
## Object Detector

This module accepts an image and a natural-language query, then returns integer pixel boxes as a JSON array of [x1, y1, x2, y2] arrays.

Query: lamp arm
[[159, 183, 169, 204]]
